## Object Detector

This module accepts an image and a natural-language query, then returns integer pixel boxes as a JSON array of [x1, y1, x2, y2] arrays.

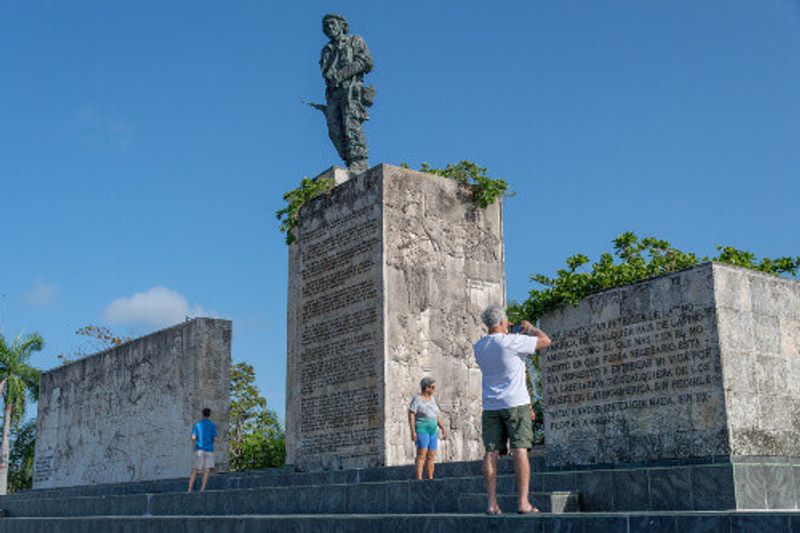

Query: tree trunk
[[0, 387, 11, 496]]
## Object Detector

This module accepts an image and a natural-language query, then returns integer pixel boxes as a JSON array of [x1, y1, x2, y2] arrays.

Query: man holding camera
[[474, 305, 551, 515]]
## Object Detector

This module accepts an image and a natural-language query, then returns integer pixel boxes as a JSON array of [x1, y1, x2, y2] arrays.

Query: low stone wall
[[540, 262, 800, 467], [33, 318, 231, 489]]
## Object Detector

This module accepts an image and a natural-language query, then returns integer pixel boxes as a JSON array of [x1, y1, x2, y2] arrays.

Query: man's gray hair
[[481, 305, 506, 328]]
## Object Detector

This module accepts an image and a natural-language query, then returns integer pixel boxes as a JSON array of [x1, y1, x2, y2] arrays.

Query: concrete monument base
[[540, 262, 800, 510], [541, 262, 800, 467], [285, 164, 505, 471]]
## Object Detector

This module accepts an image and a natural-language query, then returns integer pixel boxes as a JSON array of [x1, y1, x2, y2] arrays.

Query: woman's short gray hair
[[481, 305, 506, 328], [420, 377, 435, 392]]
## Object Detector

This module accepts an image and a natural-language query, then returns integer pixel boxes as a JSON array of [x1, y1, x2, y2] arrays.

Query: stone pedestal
[[540, 263, 800, 510], [286, 164, 504, 471]]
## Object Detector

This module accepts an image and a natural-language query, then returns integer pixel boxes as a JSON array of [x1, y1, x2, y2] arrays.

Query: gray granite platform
[[4, 456, 800, 531], [2, 512, 800, 533], [6, 453, 800, 518]]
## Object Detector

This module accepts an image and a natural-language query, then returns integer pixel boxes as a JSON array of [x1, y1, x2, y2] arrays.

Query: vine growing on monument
[[403, 160, 513, 208], [276, 176, 336, 245], [277, 161, 510, 245]]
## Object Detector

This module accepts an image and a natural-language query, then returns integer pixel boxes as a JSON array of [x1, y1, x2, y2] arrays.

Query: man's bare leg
[[414, 449, 426, 480], [187, 469, 198, 493], [200, 469, 211, 492], [483, 451, 501, 514], [425, 451, 436, 479], [512, 448, 536, 513]]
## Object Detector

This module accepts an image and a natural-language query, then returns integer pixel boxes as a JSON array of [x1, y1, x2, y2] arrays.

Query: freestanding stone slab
[[286, 164, 504, 471], [540, 262, 800, 467], [33, 318, 231, 489]]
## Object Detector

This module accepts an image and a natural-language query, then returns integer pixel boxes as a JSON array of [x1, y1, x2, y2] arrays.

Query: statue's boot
[[348, 159, 369, 176]]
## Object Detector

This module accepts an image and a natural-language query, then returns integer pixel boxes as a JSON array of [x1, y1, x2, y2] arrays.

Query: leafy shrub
[[276, 176, 336, 245], [406, 160, 512, 208], [508, 231, 799, 324]]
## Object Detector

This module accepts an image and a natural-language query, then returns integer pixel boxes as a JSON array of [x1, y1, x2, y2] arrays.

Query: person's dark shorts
[[482, 404, 534, 453]]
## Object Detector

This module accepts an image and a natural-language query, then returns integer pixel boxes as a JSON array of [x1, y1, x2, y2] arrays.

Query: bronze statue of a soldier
[[307, 14, 375, 175]]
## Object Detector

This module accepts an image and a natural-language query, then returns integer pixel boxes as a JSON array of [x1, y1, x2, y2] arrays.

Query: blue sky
[[2, 1, 799, 421]]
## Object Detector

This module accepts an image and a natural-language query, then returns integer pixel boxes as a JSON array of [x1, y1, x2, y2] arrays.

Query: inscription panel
[[292, 181, 384, 470], [541, 268, 726, 466], [286, 165, 504, 470], [33, 319, 230, 488]]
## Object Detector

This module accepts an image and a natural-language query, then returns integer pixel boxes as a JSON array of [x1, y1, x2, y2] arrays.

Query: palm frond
[[14, 333, 45, 361]]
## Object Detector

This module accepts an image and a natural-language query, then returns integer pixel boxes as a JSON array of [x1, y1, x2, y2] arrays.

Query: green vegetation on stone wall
[[508, 231, 800, 324], [276, 176, 336, 245], [278, 161, 511, 245], [403, 160, 512, 208]]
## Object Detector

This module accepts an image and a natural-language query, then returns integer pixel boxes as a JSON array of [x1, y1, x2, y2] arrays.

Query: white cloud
[[103, 287, 209, 328], [24, 281, 57, 308], [72, 105, 133, 151]]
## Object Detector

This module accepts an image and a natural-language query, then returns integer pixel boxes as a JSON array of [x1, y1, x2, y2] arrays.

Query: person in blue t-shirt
[[187, 407, 218, 493]]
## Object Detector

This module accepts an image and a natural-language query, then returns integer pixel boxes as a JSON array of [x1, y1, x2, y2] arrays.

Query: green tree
[[0, 333, 43, 495], [229, 362, 285, 470], [8, 420, 35, 493]]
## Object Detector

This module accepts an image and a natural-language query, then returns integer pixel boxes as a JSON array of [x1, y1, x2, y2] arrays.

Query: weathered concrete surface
[[382, 165, 503, 466], [540, 262, 800, 466], [714, 263, 800, 457], [33, 318, 231, 488], [286, 164, 503, 471]]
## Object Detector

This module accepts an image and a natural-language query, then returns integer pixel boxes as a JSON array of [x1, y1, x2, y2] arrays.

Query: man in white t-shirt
[[473, 304, 551, 515]]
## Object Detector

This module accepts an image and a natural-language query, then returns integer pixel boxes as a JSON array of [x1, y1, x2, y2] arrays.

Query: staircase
[[1, 455, 798, 532]]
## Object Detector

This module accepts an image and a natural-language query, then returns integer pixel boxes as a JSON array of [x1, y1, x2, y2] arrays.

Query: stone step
[[0, 476, 565, 518], [1, 512, 800, 533], [12, 455, 545, 500], [457, 491, 579, 514]]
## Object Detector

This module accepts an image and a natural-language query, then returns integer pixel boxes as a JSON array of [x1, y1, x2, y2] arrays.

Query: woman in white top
[[408, 377, 448, 480]]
